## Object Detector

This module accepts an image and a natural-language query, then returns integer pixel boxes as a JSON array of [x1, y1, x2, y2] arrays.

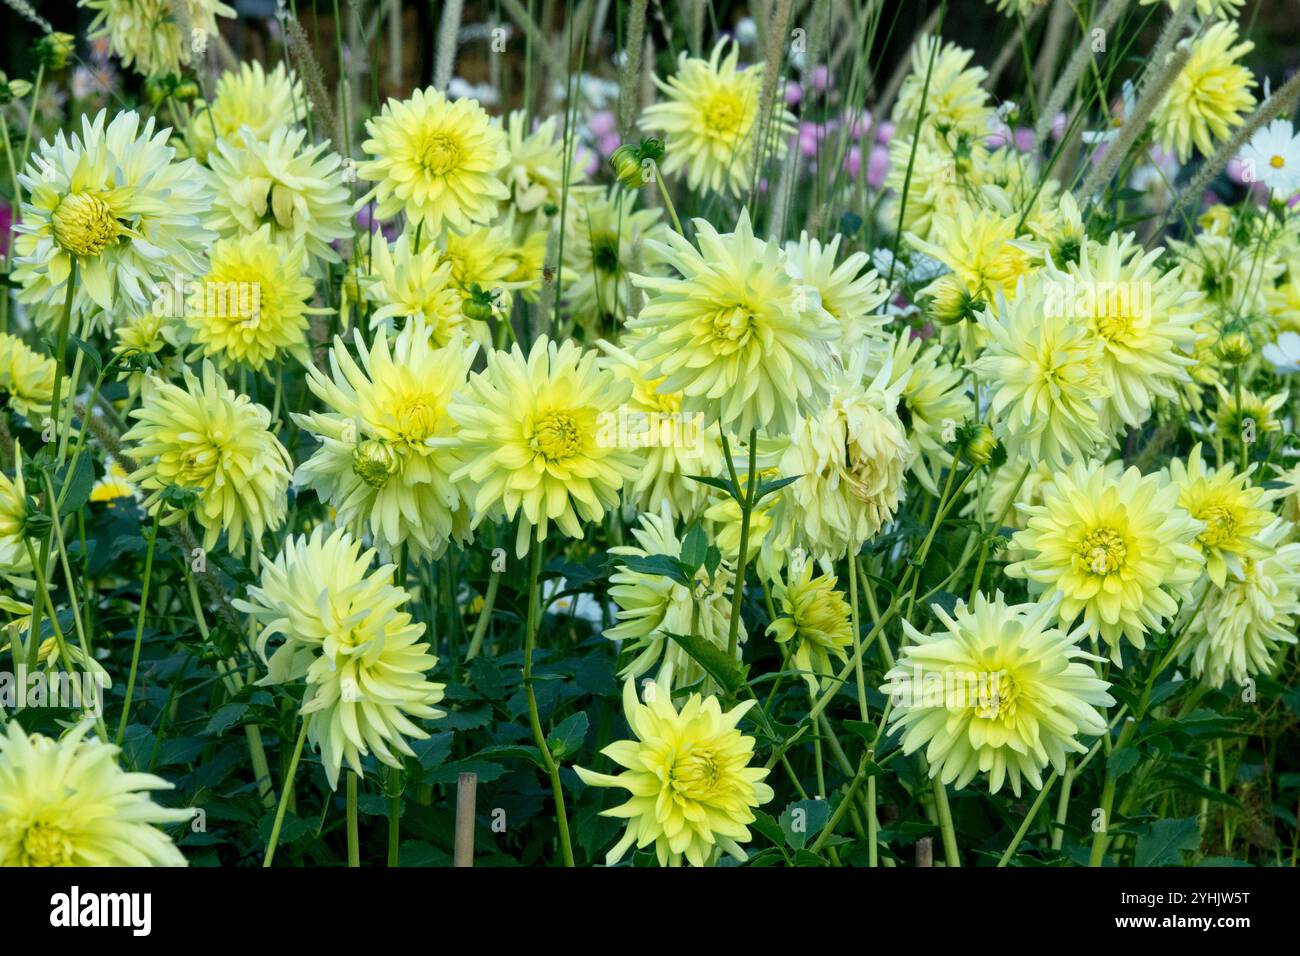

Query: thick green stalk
[[116, 516, 160, 745], [263, 718, 310, 867], [347, 771, 360, 867]]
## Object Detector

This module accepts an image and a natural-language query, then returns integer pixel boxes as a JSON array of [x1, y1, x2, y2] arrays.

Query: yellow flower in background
[[123, 362, 292, 556], [0, 332, 55, 420], [206, 126, 353, 264], [501, 110, 582, 216], [1167, 444, 1272, 587], [598, 338, 725, 519], [575, 675, 774, 866], [892, 36, 992, 142], [605, 506, 742, 687], [440, 221, 523, 318], [182, 226, 318, 371], [1008, 459, 1205, 664], [12, 109, 213, 318], [642, 40, 794, 198], [1061, 234, 1201, 433], [1153, 21, 1256, 163], [911, 202, 1034, 310], [0, 457, 35, 586], [771, 352, 910, 562], [0, 721, 190, 866], [82, 0, 234, 78], [90, 461, 137, 505], [186, 62, 306, 163], [883, 133, 985, 243], [767, 559, 853, 693], [237, 528, 445, 790], [1179, 519, 1300, 688], [883, 591, 1114, 796], [562, 186, 667, 328], [363, 229, 465, 344], [358, 87, 509, 233], [447, 336, 639, 557], [1139, 0, 1245, 26], [784, 232, 890, 355], [1213, 383, 1287, 441], [295, 319, 477, 559], [630, 209, 837, 436]]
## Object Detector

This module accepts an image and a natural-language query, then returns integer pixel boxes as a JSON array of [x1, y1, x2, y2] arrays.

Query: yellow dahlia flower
[[90, 461, 138, 505], [13, 109, 213, 317], [0, 332, 55, 420], [597, 338, 725, 519], [1007, 459, 1205, 663], [605, 506, 742, 687], [294, 319, 477, 559], [358, 87, 509, 233], [641, 39, 795, 198], [771, 353, 910, 562], [123, 362, 292, 556], [447, 336, 639, 557], [501, 110, 582, 216], [1167, 444, 1273, 587], [236, 528, 446, 789], [1167, 232, 1282, 319], [892, 37, 993, 143], [911, 202, 1034, 310], [1153, 21, 1257, 163], [1178, 519, 1300, 688], [969, 276, 1109, 468], [784, 231, 890, 355], [181, 226, 318, 371], [562, 186, 667, 328], [1213, 383, 1287, 441], [83, 0, 234, 78], [767, 559, 853, 693], [440, 221, 524, 317], [362, 229, 466, 344], [186, 62, 306, 164], [883, 591, 1114, 796], [206, 126, 353, 264], [1140, 0, 1243, 19], [629, 209, 837, 436], [0, 457, 35, 585], [575, 675, 774, 866], [883, 133, 984, 243], [0, 721, 190, 866]]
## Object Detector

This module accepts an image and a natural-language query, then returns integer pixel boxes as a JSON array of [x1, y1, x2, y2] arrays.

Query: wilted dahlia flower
[[295, 319, 477, 559], [123, 362, 292, 556], [883, 591, 1114, 796], [575, 675, 774, 866], [358, 87, 510, 234], [641, 40, 795, 198], [83, 0, 234, 78], [969, 276, 1109, 468], [605, 507, 742, 687], [12, 109, 212, 317], [447, 336, 639, 557], [629, 209, 837, 437], [205, 126, 353, 264], [1007, 459, 1205, 664], [1178, 519, 1300, 688], [0, 721, 190, 866], [0, 331, 55, 420], [767, 559, 853, 693], [770, 353, 910, 562], [237, 528, 446, 789], [1167, 444, 1273, 587]]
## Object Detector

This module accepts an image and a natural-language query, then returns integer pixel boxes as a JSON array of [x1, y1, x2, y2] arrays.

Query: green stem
[[116, 516, 160, 746], [521, 541, 576, 866], [387, 767, 401, 866], [464, 569, 501, 661], [720, 427, 758, 661], [347, 771, 361, 867], [997, 771, 1059, 867], [263, 718, 310, 867], [932, 776, 960, 867], [651, 160, 684, 234]]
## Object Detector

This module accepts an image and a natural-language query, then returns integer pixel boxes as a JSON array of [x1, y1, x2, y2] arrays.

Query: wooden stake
[[454, 772, 477, 867]]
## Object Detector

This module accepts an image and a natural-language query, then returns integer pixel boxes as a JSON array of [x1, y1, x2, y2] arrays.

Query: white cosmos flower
[[1240, 119, 1300, 196]]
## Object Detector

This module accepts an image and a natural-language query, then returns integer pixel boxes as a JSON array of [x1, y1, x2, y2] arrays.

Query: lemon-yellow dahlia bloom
[[1167, 443, 1273, 587], [186, 62, 307, 163], [767, 559, 853, 693], [892, 36, 993, 143], [1153, 21, 1256, 163], [0, 332, 56, 420], [575, 675, 774, 866], [362, 230, 466, 344], [83, 0, 234, 78]]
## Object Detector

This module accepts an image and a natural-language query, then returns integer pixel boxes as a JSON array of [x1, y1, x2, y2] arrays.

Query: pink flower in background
[[867, 144, 889, 188], [809, 65, 830, 92], [846, 113, 874, 140], [0, 201, 11, 258], [598, 133, 620, 157], [845, 146, 861, 177], [589, 111, 615, 138], [876, 120, 895, 144], [1014, 128, 1034, 152], [784, 83, 803, 105], [1051, 112, 1068, 141]]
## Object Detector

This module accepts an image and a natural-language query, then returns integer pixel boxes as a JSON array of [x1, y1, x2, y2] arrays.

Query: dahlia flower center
[[703, 92, 745, 136], [52, 192, 121, 258], [419, 133, 462, 176], [178, 442, 221, 485], [1079, 526, 1128, 575], [394, 396, 440, 442], [21, 822, 74, 867], [975, 671, 1019, 722], [671, 748, 722, 800], [1093, 305, 1135, 342], [593, 239, 621, 273], [531, 410, 583, 461], [1197, 504, 1237, 548], [707, 305, 756, 353]]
